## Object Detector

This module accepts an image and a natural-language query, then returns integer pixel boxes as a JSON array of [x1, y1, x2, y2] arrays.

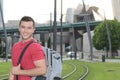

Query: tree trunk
[[112, 50, 118, 58]]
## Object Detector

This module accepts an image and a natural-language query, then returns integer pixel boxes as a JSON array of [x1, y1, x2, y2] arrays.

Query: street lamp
[[103, 10, 112, 58], [49, 12, 52, 48], [60, 0, 63, 61], [82, 0, 93, 60], [0, 0, 8, 62], [53, 0, 57, 51]]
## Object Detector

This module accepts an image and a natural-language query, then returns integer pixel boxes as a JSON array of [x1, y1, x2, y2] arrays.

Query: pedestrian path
[[0, 58, 11, 62], [79, 58, 120, 62], [63, 57, 120, 62]]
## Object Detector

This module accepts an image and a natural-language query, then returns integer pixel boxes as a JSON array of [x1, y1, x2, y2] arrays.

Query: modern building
[[0, 0, 3, 27], [77, 0, 120, 59], [111, 0, 120, 21], [62, 0, 120, 59]]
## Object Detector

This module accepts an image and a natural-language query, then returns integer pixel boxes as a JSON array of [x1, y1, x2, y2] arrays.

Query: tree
[[92, 19, 120, 57]]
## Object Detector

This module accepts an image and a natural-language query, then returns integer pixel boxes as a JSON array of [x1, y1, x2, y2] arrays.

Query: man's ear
[[32, 28, 35, 33]]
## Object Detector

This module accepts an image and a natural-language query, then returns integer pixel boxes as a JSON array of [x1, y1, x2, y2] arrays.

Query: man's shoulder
[[30, 42, 42, 48], [13, 41, 21, 46]]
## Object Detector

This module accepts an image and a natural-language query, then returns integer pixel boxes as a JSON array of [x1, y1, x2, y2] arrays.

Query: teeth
[[23, 33, 28, 35]]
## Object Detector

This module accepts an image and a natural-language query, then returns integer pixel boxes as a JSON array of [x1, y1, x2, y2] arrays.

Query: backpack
[[42, 47, 62, 80]]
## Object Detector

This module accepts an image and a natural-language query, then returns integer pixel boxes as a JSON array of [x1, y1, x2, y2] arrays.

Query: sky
[[3, 0, 112, 23]]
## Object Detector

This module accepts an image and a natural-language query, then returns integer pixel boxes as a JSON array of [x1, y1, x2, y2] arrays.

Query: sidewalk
[[63, 57, 120, 62], [79, 58, 120, 62], [0, 58, 11, 62]]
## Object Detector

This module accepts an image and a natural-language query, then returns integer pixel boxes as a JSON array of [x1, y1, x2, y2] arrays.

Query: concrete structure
[[66, 8, 74, 23], [111, 0, 120, 21], [0, 0, 3, 27]]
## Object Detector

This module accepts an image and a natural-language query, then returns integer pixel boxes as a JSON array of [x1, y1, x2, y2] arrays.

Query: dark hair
[[19, 16, 35, 27]]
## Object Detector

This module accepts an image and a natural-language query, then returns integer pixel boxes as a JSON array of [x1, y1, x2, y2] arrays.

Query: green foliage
[[93, 19, 120, 51]]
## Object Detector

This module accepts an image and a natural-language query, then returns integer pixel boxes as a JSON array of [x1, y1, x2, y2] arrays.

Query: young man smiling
[[8, 16, 47, 80]]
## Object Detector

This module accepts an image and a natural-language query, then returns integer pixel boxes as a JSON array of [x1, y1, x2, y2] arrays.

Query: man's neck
[[22, 38, 33, 43]]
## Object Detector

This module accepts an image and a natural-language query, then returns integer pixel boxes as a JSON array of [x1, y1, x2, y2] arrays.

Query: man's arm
[[11, 59, 47, 76], [8, 70, 14, 80]]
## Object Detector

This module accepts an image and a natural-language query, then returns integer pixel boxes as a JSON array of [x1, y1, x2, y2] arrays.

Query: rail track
[[0, 74, 8, 80], [1, 60, 89, 80], [62, 62, 77, 79], [62, 60, 89, 80], [79, 64, 89, 80]]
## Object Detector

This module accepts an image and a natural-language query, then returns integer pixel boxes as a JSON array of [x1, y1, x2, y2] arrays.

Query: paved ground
[[79, 59, 120, 62], [1, 57, 120, 63], [63, 57, 120, 62], [0, 58, 11, 62]]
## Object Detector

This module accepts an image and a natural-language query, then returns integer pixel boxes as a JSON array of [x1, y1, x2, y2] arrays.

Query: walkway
[[79, 58, 120, 62]]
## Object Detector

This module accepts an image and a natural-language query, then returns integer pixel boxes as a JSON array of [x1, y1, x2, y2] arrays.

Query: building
[[0, 0, 3, 27], [76, 0, 120, 59], [62, 0, 120, 59], [111, 0, 120, 21]]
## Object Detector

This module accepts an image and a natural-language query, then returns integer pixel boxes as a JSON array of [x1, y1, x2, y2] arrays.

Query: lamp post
[[82, 0, 93, 60], [49, 12, 52, 48], [53, 0, 57, 51], [103, 10, 112, 58], [0, 0, 8, 62], [60, 0, 63, 61]]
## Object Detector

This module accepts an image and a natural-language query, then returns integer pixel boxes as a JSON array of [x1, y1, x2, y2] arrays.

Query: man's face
[[19, 21, 35, 41]]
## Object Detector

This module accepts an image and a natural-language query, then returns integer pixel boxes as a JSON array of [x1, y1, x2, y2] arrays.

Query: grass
[[62, 60, 120, 80], [0, 61, 11, 79], [62, 61, 74, 77], [62, 60, 86, 80], [83, 61, 120, 80], [1, 60, 120, 80]]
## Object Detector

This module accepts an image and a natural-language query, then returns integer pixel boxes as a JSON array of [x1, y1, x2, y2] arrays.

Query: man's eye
[[28, 27, 33, 29], [20, 26, 25, 28], [20, 26, 33, 29]]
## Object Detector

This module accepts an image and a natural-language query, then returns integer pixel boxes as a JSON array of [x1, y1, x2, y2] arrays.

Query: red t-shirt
[[12, 39, 45, 80]]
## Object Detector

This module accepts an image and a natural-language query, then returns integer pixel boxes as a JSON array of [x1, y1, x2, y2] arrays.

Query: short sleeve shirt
[[12, 39, 45, 80]]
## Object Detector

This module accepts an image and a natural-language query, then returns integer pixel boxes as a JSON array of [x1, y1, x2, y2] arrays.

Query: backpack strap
[[16, 40, 34, 80], [17, 40, 34, 64]]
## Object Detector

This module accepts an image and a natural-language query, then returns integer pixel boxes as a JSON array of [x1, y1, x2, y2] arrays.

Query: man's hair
[[19, 16, 35, 27]]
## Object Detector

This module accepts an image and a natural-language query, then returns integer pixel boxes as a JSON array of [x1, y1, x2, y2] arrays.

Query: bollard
[[102, 55, 105, 62]]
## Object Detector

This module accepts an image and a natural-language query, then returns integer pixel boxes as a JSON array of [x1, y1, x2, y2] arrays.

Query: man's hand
[[11, 64, 21, 75], [8, 70, 14, 80]]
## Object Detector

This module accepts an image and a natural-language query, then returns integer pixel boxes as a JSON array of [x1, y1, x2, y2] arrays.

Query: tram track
[[1, 60, 89, 80], [0, 74, 8, 80], [62, 60, 89, 80], [62, 62, 77, 79], [79, 64, 89, 80]]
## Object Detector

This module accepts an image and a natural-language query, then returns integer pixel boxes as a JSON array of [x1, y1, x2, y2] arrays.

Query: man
[[8, 16, 47, 80]]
